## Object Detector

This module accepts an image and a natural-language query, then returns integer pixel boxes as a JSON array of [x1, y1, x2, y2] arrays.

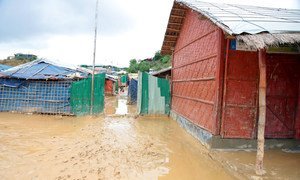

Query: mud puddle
[[0, 107, 234, 179], [213, 149, 300, 179], [105, 90, 136, 116]]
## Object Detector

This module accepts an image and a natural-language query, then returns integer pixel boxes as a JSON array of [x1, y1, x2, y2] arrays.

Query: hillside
[[0, 58, 33, 66], [127, 52, 171, 73]]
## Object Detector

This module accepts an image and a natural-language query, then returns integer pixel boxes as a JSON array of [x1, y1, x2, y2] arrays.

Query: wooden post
[[170, 48, 174, 114], [256, 49, 267, 175]]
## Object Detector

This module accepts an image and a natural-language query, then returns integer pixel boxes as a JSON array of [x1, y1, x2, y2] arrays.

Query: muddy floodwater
[[1, 95, 299, 180], [0, 96, 234, 180]]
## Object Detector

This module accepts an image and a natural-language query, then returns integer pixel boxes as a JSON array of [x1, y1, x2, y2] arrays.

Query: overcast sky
[[0, 0, 299, 67]]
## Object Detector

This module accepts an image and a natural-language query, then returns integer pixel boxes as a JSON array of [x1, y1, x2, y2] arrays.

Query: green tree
[[128, 59, 139, 73], [152, 51, 162, 61], [138, 61, 151, 72], [161, 55, 170, 64]]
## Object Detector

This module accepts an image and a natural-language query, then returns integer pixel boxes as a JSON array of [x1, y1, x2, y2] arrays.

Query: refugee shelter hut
[[105, 75, 117, 96], [151, 67, 172, 80], [162, 0, 300, 149], [0, 60, 90, 115], [137, 72, 171, 115]]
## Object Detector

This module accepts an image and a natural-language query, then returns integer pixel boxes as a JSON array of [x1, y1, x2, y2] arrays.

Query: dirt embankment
[[0, 58, 32, 66]]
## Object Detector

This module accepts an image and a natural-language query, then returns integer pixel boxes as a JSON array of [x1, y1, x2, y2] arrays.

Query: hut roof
[[161, 0, 300, 54], [106, 74, 118, 82], [0, 64, 12, 71], [151, 66, 172, 76], [1, 59, 90, 80]]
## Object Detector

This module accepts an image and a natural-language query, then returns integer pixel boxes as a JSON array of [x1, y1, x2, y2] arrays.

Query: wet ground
[[0, 93, 233, 180], [213, 149, 300, 179], [0, 92, 299, 179]]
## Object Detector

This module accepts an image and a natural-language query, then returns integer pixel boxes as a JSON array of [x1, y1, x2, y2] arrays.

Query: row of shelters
[[161, 0, 300, 149], [0, 59, 105, 115]]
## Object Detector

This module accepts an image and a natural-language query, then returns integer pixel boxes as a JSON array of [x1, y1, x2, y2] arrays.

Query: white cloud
[[0, 0, 299, 67]]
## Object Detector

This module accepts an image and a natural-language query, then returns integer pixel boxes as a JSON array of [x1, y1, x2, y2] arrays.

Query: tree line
[[127, 51, 171, 73]]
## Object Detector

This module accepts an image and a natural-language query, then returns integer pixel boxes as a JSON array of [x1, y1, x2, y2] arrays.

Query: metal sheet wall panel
[[172, 10, 221, 134], [265, 54, 300, 138], [221, 50, 259, 138], [137, 72, 171, 115]]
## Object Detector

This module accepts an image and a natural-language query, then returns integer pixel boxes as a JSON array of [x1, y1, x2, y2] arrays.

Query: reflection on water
[[115, 99, 128, 115]]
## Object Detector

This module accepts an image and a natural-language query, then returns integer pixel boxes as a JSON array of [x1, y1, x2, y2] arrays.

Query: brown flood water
[[0, 95, 234, 180]]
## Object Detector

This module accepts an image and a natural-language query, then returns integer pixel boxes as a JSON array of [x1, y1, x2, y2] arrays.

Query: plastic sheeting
[[0, 64, 12, 71], [0, 79, 72, 114], [119, 75, 128, 86], [137, 72, 170, 115], [128, 79, 138, 104], [70, 74, 105, 115], [0, 79, 23, 88], [2, 59, 89, 80]]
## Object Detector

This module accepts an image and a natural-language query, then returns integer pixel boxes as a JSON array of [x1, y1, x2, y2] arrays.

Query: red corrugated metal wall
[[265, 54, 300, 138], [171, 10, 222, 134], [221, 50, 259, 138]]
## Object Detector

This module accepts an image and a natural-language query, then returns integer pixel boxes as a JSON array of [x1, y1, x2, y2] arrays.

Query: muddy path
[[0, 95, 234, 179]]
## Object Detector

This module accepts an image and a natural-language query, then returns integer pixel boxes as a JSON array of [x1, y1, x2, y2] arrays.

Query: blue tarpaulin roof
[[1, 59, 90, 80], [0, 64, 12, 71]]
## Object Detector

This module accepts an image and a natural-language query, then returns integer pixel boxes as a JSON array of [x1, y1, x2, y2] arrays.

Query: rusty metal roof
[[177, 0, 300, 35]]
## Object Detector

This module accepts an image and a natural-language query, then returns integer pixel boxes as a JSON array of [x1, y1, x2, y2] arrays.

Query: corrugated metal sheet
[[70, 74, 105, 115], [137, 72, 170, 115], [177, 0, 300, 35], [137, 73, 143, 114]]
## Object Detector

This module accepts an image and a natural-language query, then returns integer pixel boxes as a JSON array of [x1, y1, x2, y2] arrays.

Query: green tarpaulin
[[120, 75, 127, 83], [70, 73, 105, 115], [137, 72, 170, 115]]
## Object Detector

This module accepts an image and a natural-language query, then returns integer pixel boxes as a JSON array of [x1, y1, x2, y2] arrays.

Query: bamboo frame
[[256, 49, 267, 175]]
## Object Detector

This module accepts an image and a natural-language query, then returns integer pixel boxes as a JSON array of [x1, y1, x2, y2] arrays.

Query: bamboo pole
[[256, 49, 267, 175], [90, 0, 99, 115]]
